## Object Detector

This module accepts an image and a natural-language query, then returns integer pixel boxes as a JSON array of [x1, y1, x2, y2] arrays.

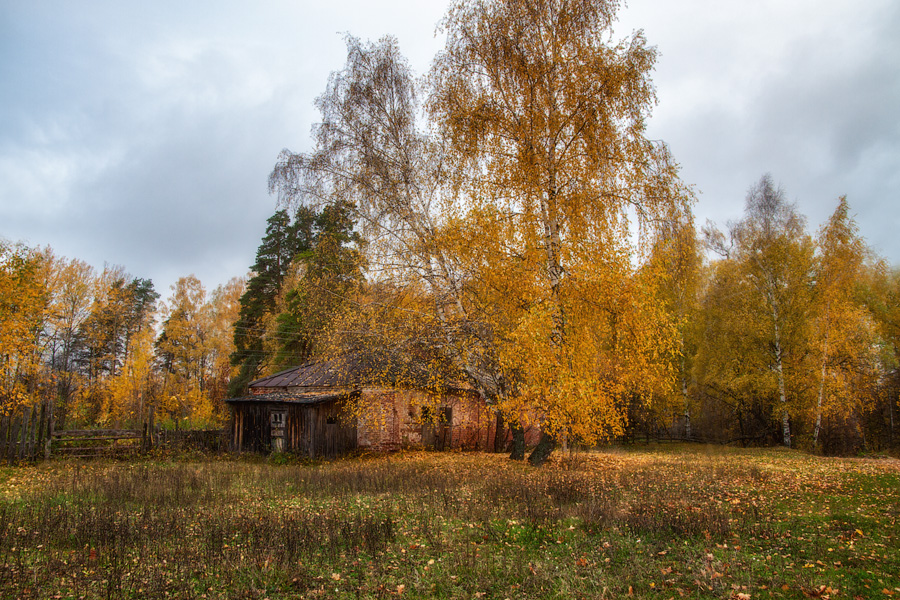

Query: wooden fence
[[0, 401, 53, 464], [156, 428, 229, 452], [51, 429, 145, 459], [0, 401, 226, 462], [50, 427, 227, 458]]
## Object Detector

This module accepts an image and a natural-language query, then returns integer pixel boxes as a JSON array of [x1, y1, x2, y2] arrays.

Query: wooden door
[[422, 406, 452, 451]]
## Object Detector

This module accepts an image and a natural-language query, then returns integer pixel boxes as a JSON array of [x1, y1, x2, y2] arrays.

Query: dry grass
[[0, 445, 897, 599]]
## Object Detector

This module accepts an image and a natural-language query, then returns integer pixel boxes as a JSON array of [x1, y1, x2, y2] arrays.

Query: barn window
[[326, 416, 337, 425], [270, 409, 287, 452]]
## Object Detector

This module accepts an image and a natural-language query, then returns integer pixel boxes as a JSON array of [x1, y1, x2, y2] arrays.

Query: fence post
[[27, 405, 38, 459], [6, 415, 18, 465], [44, 401, 54, 460], [36, 401, 47, 459], [0, 416, 7, 463], [148, 406, 155, 449], [18, 406, 30, 461]]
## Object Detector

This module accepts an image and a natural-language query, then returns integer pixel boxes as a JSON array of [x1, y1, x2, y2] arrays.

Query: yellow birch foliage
[[697, 177, 818, 446], [638, 215, 703, 429], [268, 2, 693, 452], [811, 198, 881, 444], [430, 0, 692, 443], [156, 275, 241, 427], [0, 241, 47, 413], [103, 325, 156, 427], [157, 275, 214, 426], [40, 251, 95, 424], [694, 256, 775, 416], [206, 277, 245, 420], [319, 280, 462, 431]]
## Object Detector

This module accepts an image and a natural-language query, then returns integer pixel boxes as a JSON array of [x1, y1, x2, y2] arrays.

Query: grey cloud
[[739, 3, 900, 250], [633, 0, 900, 260], [2, 0, 899, 302]]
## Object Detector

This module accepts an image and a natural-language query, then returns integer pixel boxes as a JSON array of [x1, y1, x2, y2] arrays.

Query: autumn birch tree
[[431, 0, 692, 463], [157, 275, 213, 426], [42, 253, 94, 427], [643, 214, 702, 436], [207, 277, 244, 421], [737, 177, 815, 447], [863, 265, 900, 446], [0, 241, 47, 413], [700, 176, 815, 447], [269, 36, 506, 411], [811, 198, 879, 448]]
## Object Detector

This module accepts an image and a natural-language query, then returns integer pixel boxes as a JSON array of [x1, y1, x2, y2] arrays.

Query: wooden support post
[[44, 401, 54, 460], [0, 416, 7, 463], [6, 416, 17, 465], [148, 406, 155, 449], [18, 406, 30, 461], [27, 405, 38, 460], [36, 401, 47, 459]]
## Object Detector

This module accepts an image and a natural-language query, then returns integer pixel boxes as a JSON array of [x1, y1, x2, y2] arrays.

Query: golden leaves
[[427, 0, 693, 444], [0, 242, 49, 411]]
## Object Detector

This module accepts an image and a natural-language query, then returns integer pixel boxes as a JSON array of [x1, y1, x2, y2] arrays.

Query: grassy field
[[0, 445, 897, 599]]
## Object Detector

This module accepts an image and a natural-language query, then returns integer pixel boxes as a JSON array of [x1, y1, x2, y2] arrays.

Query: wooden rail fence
[[51, 429, 145, 459], [156, 428, 228, 452], [1, 401, 225, 462], [0, 401, 53, 464]]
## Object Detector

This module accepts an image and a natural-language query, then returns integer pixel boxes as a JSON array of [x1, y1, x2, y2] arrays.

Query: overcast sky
[[2, 0, 898, 301]]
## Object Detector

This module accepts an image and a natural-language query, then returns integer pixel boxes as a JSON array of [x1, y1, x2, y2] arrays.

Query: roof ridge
[[248, 357, 331, 387]]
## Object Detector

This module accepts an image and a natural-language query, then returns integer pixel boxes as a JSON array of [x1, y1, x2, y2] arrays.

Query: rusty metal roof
[[224, 391, 347, 405], [248, 354, 388, 389], [244, 352, 473, 395]]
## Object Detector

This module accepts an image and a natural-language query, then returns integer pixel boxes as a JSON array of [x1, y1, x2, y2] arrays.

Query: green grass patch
[[0, 447, 897, 599]]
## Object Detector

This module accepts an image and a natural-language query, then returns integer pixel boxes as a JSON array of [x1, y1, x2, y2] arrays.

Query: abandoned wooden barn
[[225, 355, 498, 457]]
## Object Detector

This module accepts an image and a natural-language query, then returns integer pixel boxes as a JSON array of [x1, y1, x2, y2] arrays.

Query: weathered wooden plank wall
[[0, 401, 53, 464], [230, 400, 357, 458]]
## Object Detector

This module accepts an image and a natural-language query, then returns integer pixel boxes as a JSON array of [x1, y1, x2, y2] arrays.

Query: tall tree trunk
[[772, 303, 791, 447], [509, 422, 526, 460], [539, 176, 566, 347], [779, 370, 791, 448], [888, 392, 895, 446], [493, 411, 505, 453], [527, 429, 556, 467], [682, 369, 692, 440], [813, 329, 829, 447]]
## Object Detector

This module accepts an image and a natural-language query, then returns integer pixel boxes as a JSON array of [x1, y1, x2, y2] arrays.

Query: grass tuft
[[0, 447, 896, 598]]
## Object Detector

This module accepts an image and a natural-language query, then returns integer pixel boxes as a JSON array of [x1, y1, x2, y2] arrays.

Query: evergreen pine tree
[[228, 208, 317, 396]]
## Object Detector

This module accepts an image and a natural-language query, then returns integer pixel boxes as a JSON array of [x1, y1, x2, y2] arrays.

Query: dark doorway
[[422, 406, 452, 451]]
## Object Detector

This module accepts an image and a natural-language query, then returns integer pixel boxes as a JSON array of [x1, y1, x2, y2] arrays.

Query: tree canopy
[[1, 0, 897, 458]]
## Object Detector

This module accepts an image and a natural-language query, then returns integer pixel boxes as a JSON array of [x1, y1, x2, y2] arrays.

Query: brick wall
[[356, 388, 496, 452]]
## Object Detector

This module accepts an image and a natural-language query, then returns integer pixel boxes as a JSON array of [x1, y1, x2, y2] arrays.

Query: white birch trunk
[[772, 302, 791, 447], [813, 332, 829, 447], [682, 376, 692, 440]]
